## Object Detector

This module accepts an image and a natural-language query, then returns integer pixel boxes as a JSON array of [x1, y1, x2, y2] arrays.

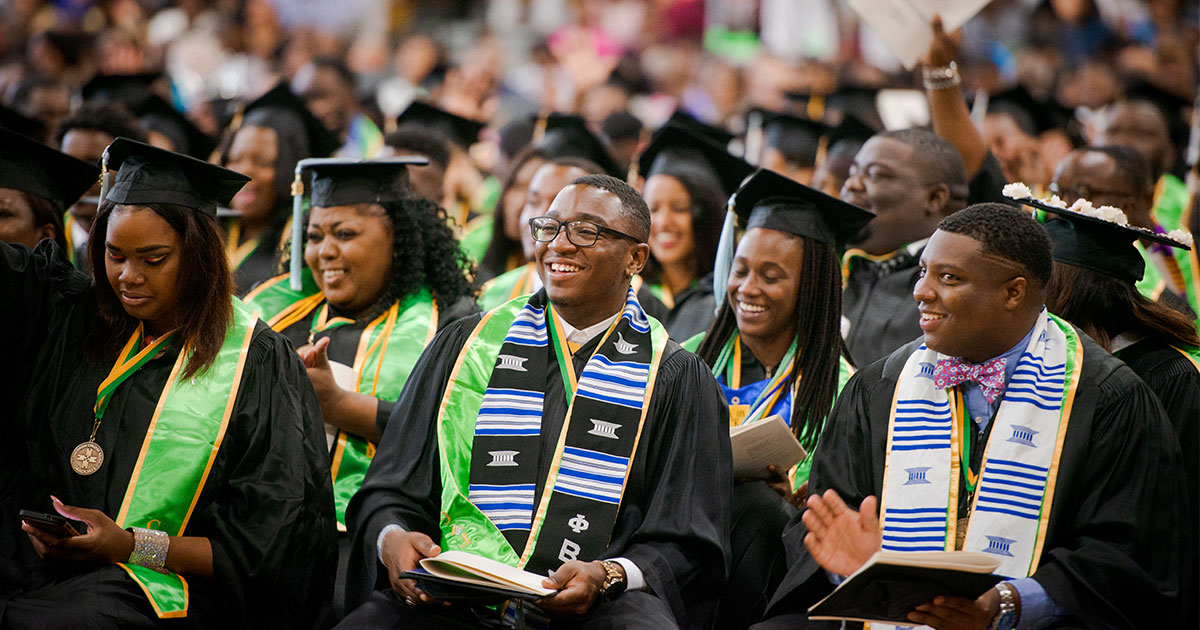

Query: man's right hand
[[802, 489, 882, 576], [380, 529, 445, 606]]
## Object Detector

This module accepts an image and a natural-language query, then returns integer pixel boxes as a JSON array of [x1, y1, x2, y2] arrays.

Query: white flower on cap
[[1002, 182, 1034, 200], [1093, 205, 1129, 225], [1045, 195, 1067, 208], [1168, 229, 1194, 247]]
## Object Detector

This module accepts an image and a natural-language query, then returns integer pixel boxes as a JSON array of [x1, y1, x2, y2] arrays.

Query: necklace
[[73, 324, 176, 475]]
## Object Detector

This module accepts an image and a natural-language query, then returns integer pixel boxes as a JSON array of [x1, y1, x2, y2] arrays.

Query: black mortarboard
[[753, 109, 829, 166], [241, 81, 340, 158], [0, 105, 47, 141], [536, 113, 623, 178], [395, 101, 486, 150], [637, 123, 753, 197], [824, 113, 877, 149], [980, 85, 1074, 136], [1014, 194, 1190, 283], [666, 109, 734, 147], [731, 168, 874, 247], [81, 72, 165, 104], [826, 85, 884, 130], [102, 137, 249, 217], [135, 93, 216, 159], [307, 157, 429, 207], [0, 127, 100, 211]]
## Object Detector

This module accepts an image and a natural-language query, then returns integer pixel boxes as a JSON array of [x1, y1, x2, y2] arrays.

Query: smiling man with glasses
[[338, 174, 731, 630]]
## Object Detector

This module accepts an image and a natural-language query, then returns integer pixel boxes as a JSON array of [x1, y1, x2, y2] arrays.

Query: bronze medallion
[[70, 441, 104, 476]]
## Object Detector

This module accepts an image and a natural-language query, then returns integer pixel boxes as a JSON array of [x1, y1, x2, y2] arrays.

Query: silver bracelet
[[923, 61, 961, 91], [128, 527, 170, 573]]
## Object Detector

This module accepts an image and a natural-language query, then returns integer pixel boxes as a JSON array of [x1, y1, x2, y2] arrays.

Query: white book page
[[420, 550, 556, 596], [845, 0, 993, 69], [730, 414, 807, 478]]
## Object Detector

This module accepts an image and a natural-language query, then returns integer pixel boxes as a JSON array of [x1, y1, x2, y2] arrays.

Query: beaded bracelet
[[923, 61, 961, 91], [128, 527, 169, 573]]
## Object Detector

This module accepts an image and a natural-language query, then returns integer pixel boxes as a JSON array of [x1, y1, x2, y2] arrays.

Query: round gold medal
[[70, 441, 104, 476]]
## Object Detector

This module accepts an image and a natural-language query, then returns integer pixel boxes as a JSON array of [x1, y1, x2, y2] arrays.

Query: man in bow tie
[[753, 203, 1187, 630]]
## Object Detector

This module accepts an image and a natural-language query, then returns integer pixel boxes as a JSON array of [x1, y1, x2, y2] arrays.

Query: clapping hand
[[801, 490, 881, 576]]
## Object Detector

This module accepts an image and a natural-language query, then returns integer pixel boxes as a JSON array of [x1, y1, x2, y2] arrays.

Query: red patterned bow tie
[[932, 356, 1008, 403]]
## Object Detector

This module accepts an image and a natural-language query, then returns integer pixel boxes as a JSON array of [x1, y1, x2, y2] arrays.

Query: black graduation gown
[[231, 222, 287, 298], [1115, 337, 1199, 623], [762, 334, 1189, 629], [636, 275, 717, 342], [842, 248, 923, 367], [343, 309, 733, 628], [0, 241, 337, 629]]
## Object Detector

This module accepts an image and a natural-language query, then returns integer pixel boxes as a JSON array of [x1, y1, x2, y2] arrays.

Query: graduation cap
[[825, 85, 884, 131], [712, 168, 875, 311], [135, 93, 216, 159], [665, 110, 734, 147], [0, 127, 100, 212], [306, 158, 429, 207], [535, 113, 623, 178], [824, 113, 877, 150], [81, 72, 165, 104], [636, 123, 753, 197], [240, 81, 341, 158], [1009, 192, 1190, 283], [0, 104, 47, 141], [979, 85, 1074, 136], [731, 169, 874, 246], [751, 108, 829, 167], [395, 101, 486, 151], [100, 137, 249, 217]]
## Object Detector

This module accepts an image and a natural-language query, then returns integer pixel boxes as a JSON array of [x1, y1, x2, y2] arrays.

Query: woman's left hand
[[21, 496, 134, 565], [763, 465, 808, 508]]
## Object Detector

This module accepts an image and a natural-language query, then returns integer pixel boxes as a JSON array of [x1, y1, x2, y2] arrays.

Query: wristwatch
[[989, 582, 1018, 630], [598, 560, 627, 600]]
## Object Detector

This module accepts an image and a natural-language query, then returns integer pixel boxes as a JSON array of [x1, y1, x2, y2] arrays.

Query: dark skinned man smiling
[[338, 174, 731, 629], [755, 204, 1185, 630]]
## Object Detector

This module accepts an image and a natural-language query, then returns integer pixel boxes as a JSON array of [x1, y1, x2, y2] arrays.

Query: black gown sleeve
[[187, 323, 338, 629], [344, 314, 481, 611], [609, 347, 732, 625], [1030, 368, 1189, 629]]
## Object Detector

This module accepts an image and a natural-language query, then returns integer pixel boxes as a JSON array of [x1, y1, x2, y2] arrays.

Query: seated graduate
[[0, 127, 98, 256], [243, 158, 479, 532], [476, 146, 549, 282], [220, 81, 340, 296], [338, 174, 731, 629], [632, 123, 754, 341], [685, 169, 871, 630], [478, 156, 606, 311], [1037, 200, 1198, 621], [0, 137, 336, 629], [755, 204, 1188, 630]]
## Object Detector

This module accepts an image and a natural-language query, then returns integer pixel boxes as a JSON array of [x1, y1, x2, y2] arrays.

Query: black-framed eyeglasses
[[529, 216, 642, 247]]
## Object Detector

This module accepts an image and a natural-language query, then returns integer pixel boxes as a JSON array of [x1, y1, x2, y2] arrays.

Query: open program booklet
[[808, 550, 1003, 623], [399, 550, 558, 603], [730, 414, 807, 479]]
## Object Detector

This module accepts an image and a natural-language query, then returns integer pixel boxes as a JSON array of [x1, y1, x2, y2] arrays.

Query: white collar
[[558, 311, 621, 346], [1110, 332, 1143, 353]]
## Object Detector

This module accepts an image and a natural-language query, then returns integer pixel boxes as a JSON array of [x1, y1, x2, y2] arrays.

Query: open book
[[399, 550, 557, 603], [730, 414, 807, 479], [808, 550, 1003, 623]]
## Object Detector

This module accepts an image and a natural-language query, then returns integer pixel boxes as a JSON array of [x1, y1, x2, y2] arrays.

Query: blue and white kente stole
[[871, 309, 1081, 630], [466, 288, 667, 576]]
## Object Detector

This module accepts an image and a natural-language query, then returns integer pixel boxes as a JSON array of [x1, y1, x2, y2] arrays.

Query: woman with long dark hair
[[0, 128, 97, 256], [475, 146, 547, 282], [1, 138, 335, 628], [221, 82, 339, 296], [689, 169, 872, 630], [634, 124, 753, 340], [244, 159, 478, 535]]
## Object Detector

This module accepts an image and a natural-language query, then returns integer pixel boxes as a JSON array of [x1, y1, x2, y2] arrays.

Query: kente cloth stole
[[435, 288, 667, 576], [115, 298, 258, 618], [327, 290, 438, 528], [866, 310, 1081, 630]]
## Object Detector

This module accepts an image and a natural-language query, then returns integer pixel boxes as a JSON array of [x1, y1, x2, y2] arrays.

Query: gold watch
[[598, 560, 627, 600]]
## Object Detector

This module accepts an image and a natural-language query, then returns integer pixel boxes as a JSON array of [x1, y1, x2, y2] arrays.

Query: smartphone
[[18, 510, 84, 537]]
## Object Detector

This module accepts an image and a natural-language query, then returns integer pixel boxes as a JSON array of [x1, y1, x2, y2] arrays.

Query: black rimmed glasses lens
[[529, 217, 641, 247]]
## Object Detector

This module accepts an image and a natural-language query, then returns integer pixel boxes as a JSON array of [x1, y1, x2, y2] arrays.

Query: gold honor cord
[[73, 325, 177, 476]]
